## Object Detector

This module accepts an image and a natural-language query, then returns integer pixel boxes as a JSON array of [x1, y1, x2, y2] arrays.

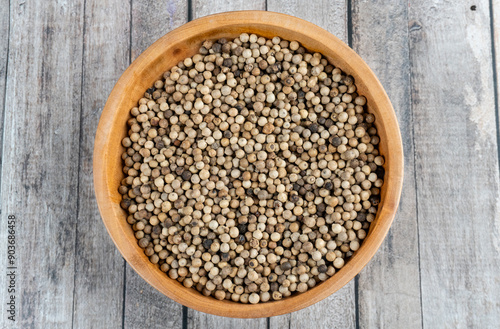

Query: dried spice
[[119, 33, 385, 303]]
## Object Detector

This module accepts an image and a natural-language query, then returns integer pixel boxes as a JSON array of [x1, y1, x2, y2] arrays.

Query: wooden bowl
[[94, 11, 403, 318]]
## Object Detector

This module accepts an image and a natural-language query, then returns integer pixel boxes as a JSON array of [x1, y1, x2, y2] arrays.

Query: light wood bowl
[[94, 11, 403, 318]]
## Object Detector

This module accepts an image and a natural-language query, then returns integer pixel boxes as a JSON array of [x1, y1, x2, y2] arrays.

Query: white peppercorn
[[120, 33, 385, 304]]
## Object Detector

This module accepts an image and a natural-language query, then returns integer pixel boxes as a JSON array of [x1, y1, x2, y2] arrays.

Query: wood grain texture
[[186, 313, 266, 329], [0, 2, 11, 327], [351, 1, 422, 328], [493, 0, 500, 170], [0, 0, 84, 328], [289, 283, 355, 329], [189, 2, 268, 327], [0, 0, 9, 200], [71, 0, 131, 328], [266, 2, 354, 328], [124, 264, 183, 329], [410, 1, 500, 327], [123, 1, 187, 328], [192, 0, 266, 19], [267, 0, 347, 44], [131, 0, 188, 61]]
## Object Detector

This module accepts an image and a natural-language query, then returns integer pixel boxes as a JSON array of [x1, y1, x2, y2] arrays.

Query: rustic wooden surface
[[352, 1, 423, 328], [72, 0, 129, 327], [410, 1, 500, 327], [1, 1, 85, 328], [0, 0, 499, 328], [0, 0, 8, 176]]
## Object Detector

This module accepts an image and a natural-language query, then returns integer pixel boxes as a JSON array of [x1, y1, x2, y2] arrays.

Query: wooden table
[[0, 1, 499, 328]]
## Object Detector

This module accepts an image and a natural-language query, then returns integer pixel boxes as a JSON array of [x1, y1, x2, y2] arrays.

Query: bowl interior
[[94, 11, 403, 318]]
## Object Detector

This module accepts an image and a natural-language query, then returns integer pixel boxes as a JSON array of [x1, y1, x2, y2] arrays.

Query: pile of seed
[[119, 33, 384, 304]]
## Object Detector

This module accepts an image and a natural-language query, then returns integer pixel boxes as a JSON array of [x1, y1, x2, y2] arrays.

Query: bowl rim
[[93, 10, 404, 318]]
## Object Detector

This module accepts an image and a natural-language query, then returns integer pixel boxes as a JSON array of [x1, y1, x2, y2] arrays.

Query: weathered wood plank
[[492, 0, 500, 166], [186, 311, 267, 329], [265, 2, 354, 328], [0, 0, 9, 203], [268, 0, 347, 45], [186, 1, 270, 327], [192, 0, 266, 20], [351, 1, 422, 328], [131, 0, 188, 62], [410, 1, 500, 327], [0, 0, 84, 328], [290, 283, 355, 329], [123, 1, 187, 328], [71, 0, 131, 328], [0, 2, 11, 327], [125, 266, 183, 329]]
